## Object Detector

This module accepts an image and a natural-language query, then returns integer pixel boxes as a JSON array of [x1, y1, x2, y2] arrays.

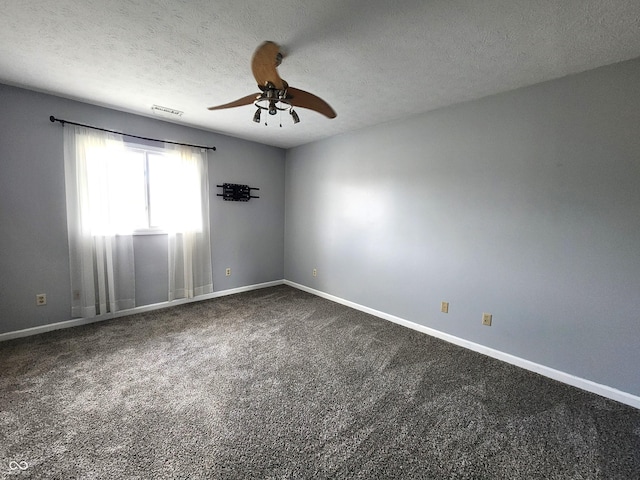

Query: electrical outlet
[[312, 268, 317, 277], [441, 301, 449, 313], [225, 268, 231, 277], [36, 293, 47, 306], [482, 313, 492, 326]]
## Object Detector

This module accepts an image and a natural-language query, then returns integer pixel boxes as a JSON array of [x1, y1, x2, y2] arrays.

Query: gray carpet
[[1, 285, 639, 479]]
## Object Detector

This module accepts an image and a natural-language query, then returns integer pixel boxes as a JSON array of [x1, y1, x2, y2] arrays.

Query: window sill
[[131, 229, 169, 236]]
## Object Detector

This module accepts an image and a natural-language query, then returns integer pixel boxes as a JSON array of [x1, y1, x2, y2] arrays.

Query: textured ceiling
[[1, 0, 640, 149]]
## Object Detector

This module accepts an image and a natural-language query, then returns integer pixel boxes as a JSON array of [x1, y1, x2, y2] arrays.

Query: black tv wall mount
[[217, 183, 260, 202]]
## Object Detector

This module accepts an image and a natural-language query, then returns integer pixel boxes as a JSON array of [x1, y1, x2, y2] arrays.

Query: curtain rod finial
[[50, 115, 64, 125]]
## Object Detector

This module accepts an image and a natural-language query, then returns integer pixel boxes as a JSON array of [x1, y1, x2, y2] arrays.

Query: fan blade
[[287, 87, 337, 119], [251, 41, 286, 90], [207, 93, 260, 111]]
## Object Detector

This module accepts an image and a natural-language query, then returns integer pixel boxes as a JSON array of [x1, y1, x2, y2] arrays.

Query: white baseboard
[[284, 280, 640, 410], [0, 280, 284, 343]]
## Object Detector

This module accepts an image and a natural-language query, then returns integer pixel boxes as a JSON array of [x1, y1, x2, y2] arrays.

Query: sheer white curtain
[[64, 127, 213, 317], [63, 126, 136, 318], [164, 144, 213, 301]]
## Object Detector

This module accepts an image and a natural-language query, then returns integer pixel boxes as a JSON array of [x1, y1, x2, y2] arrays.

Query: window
[[84, 142, 204, 235], [146, 150, 173, 229]]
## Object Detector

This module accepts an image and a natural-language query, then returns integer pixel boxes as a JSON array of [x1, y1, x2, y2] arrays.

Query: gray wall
[[284, 58, 640, 396], [0, 84, 285, 334]]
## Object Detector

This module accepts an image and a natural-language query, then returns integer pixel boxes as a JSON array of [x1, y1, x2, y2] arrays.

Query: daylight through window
[[85, 144, 203, 235]]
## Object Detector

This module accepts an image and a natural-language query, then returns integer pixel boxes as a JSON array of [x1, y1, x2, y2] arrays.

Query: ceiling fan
[[208, 41, 336, 125]]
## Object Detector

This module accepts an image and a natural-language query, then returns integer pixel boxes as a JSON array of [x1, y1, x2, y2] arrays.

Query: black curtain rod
[[49, 116, 216, 151]]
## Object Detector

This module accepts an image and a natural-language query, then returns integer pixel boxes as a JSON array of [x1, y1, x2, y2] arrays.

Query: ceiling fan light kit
[[252, 82, 301, 126], [208, 41, 336, 126]]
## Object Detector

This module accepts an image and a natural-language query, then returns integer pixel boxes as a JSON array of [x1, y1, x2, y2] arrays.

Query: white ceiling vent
[[151, 105, 184, 118]]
